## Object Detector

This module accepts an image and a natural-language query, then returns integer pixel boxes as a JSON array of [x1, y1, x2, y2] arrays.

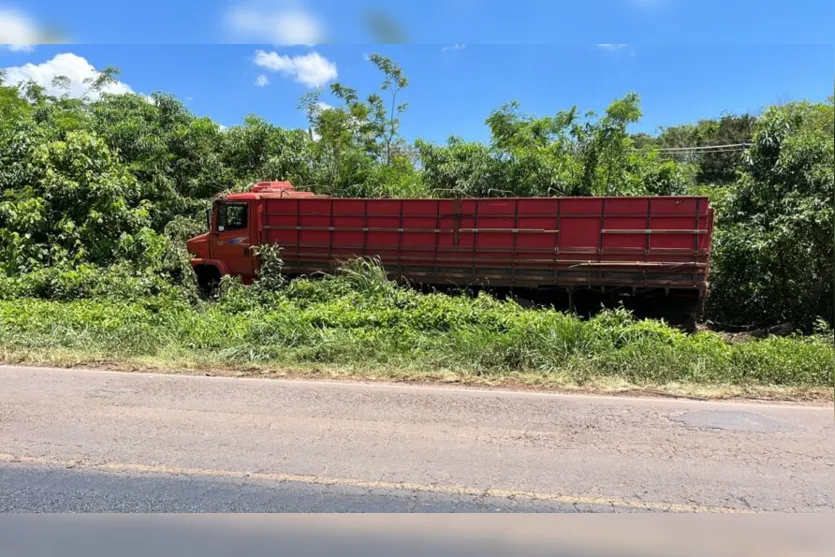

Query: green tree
[[421, 94, 686, 198], [299, 54, 415, 196], [416, 137, 503, 197], [0, 72, 33, 132], [707, 101, 834, 329], [367, 54, 409, 166], [82, 65, 121, 100], [654, 113, 757, 185], [0, 130, 151, 272]]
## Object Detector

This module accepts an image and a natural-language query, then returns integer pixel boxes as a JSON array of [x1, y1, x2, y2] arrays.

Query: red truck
[[187, 181, 713, 330]]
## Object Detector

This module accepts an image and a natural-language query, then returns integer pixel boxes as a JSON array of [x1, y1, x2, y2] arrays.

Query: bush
[[706, 101, 834, 330], [1, 259, 831, 389], [252, 244, 287, 293], [0, 264, 188, 302]]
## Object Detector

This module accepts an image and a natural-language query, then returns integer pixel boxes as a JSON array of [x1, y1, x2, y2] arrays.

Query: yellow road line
[[0, 453, 749, 513]]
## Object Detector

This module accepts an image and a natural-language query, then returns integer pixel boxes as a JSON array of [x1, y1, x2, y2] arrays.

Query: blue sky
[[1, 1, 833, 143], [8, 0, 835, 44]]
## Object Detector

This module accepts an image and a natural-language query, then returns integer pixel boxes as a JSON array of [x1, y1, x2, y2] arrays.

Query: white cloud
[[596, 44, 629, 50], [253, 50, 337, 88], [441, 44, 466, 52], [2, 53, 134, 100], [228, 5, 324, 45], [0, 9, 39, 50], [316, 101, 333, 110], [254, 74, 270, 87]]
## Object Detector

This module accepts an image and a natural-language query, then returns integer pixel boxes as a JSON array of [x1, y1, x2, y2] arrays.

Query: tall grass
[[0, 258, 831, 390]]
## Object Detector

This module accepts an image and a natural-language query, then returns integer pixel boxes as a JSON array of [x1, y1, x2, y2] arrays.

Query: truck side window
[[217, 203, 247, 232]]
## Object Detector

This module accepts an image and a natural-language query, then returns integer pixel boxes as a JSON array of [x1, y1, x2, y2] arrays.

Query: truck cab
[[187, 181, 318, 293]]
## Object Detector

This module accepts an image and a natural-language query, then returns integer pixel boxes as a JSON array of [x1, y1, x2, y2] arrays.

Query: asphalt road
[[0, 462, 593, 512], [0, 365, 832, 512]]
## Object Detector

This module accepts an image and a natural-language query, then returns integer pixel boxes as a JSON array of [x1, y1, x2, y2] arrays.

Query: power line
[[650, 143, 752, 153]]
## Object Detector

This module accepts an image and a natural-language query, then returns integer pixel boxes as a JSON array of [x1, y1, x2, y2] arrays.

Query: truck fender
[[190, 259, 230, 277]]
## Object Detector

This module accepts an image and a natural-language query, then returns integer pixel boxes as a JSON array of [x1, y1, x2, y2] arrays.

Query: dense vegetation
[[0, 55, 832, 392], [1, 254, 832, 392]]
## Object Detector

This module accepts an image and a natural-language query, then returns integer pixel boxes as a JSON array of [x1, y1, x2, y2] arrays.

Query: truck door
[[210, 201, 254, 277]]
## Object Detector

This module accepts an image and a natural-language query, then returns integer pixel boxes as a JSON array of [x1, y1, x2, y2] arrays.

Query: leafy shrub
[[1, 260, 830, 389], [0, 264, 185, 302], [252, 244, 287, 292], [707, 101, 834, 330]]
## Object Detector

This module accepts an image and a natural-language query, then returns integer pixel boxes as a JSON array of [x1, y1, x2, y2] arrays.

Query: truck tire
[[681, 312, 698, 334], [195, 266, 221, 299]]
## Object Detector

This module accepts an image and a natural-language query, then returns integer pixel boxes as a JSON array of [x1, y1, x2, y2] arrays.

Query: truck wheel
[[681, 312, 698, 334], [196, 266, 221, 299]]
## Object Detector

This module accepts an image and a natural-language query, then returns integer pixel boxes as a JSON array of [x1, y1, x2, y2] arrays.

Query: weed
[[1, 259, 831, 390]]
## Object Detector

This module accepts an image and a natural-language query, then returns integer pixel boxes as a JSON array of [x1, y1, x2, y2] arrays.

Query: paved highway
[[0, 365, 832, 512], [0, 462, 596, 512]]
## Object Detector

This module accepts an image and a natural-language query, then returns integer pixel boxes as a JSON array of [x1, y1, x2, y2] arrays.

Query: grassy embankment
[[0, 259, 832, 401]]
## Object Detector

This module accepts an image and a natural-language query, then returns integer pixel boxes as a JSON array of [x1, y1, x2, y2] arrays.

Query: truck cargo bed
[[262, 196, 713, 292]]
